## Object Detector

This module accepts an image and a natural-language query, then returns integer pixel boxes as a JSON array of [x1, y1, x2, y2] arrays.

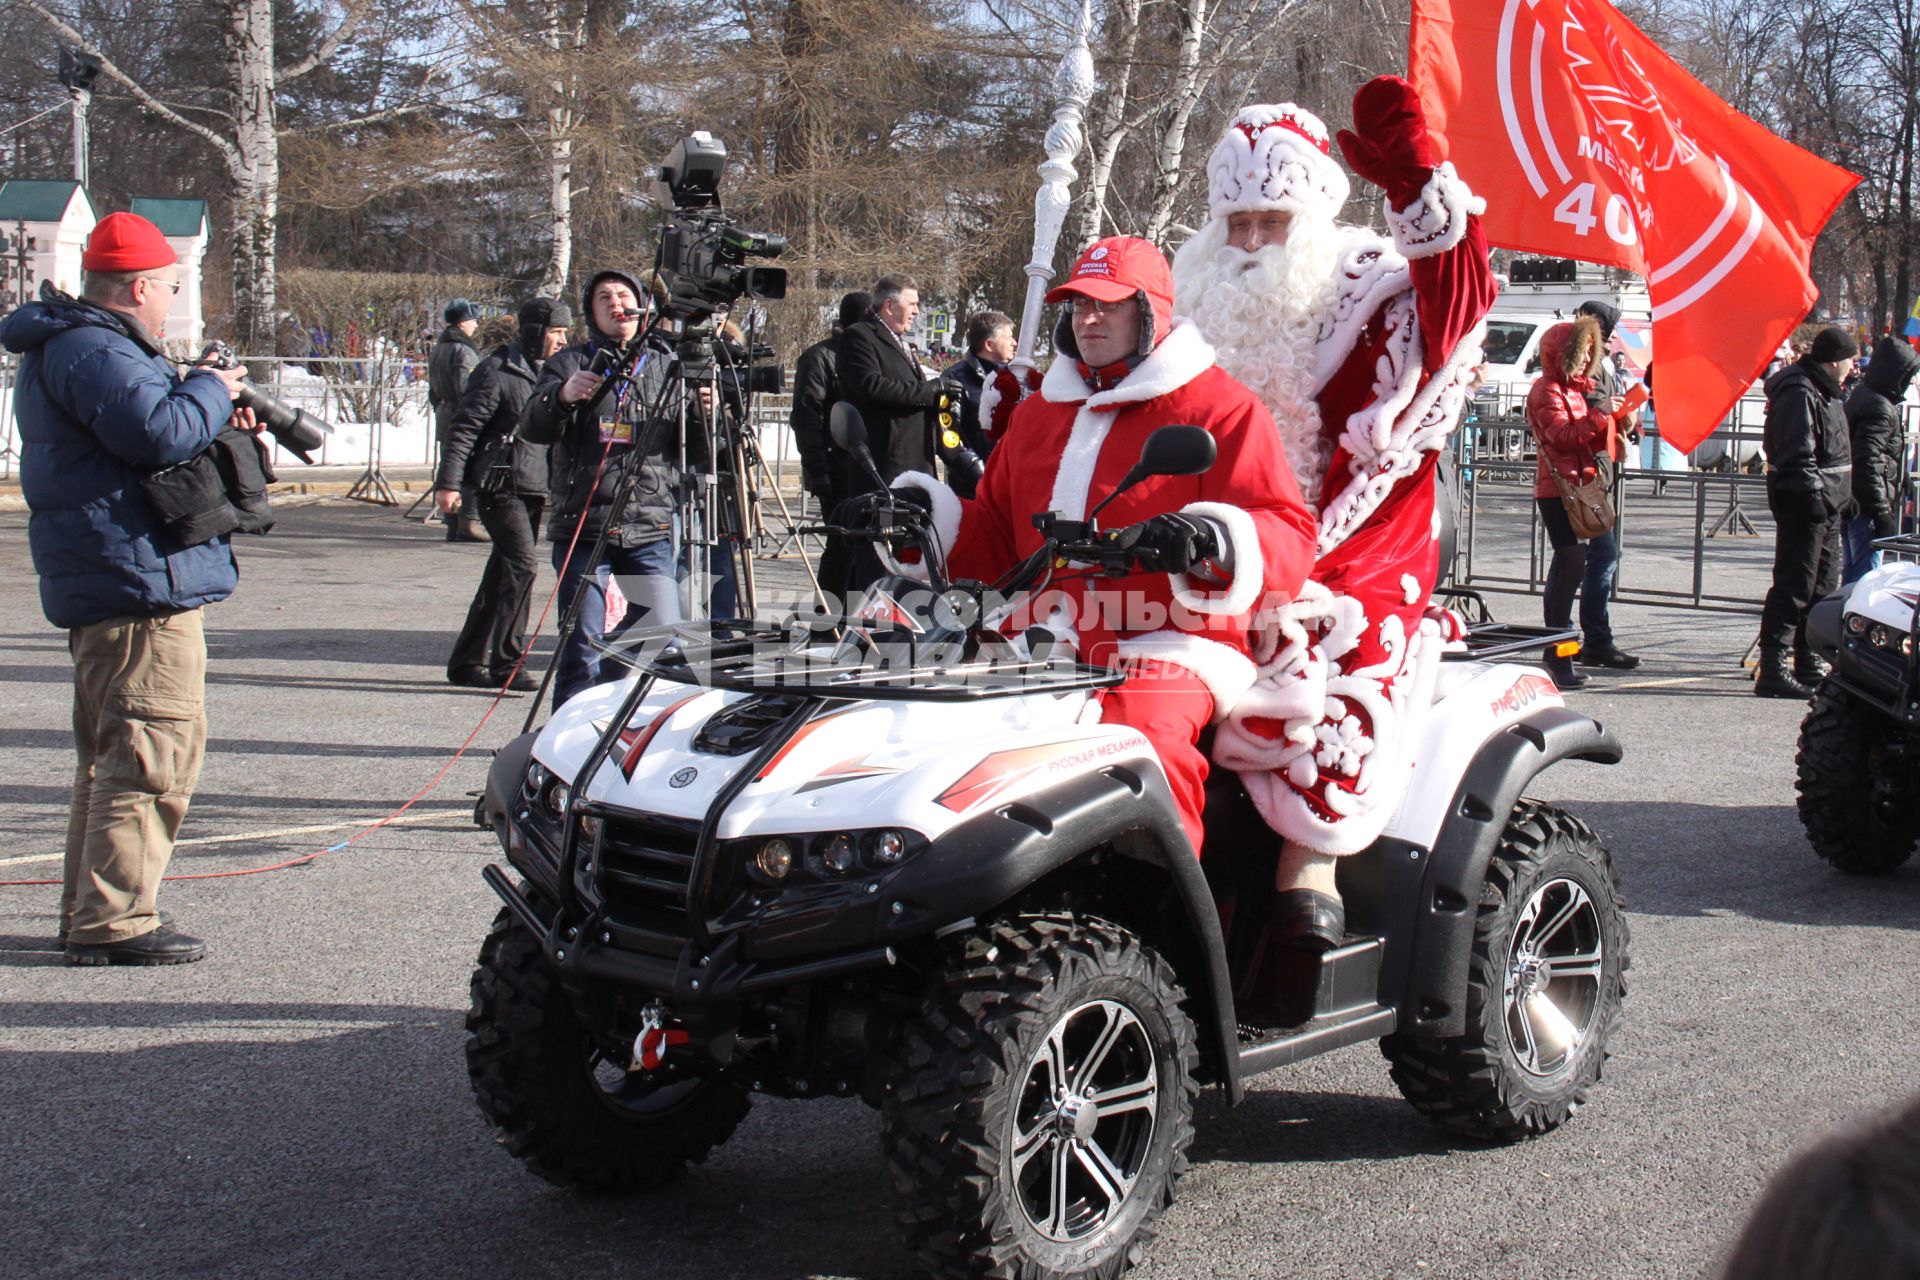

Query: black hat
[[444, 298, 480, 325], [517, 297, 573, 330], [1574, 299, 1620, 340], [837, 290, 873, 330], [1809, 326, 1859, 363], [579, 269, 653, 340]]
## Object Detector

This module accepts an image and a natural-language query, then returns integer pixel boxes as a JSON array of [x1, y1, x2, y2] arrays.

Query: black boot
[[1578, 641, 1642, 670], [1794, 648, 1831, 685], [1756, 649, 1813, 699], [1545, 649, 1589, 689]]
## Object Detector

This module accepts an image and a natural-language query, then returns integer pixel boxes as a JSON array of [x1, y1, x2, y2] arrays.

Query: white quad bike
[[1797, 538, 1920, 872], [466, 420, 1630, 1280]]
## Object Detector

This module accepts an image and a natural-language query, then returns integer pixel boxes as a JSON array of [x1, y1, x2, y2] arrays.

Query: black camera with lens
[[195, 342, 332, 463], [655, 132, 789, 316]]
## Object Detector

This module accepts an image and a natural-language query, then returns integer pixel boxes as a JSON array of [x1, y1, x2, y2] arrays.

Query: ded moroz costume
[[1170, 76, 1498, 945]]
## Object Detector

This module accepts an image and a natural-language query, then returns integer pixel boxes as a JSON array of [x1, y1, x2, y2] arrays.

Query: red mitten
[[981, 364, 1041, 443], [1334, 75, 1437, 207]]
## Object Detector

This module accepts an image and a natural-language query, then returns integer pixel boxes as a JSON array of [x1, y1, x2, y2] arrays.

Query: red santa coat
[[927, 321, 1317, 711], [1211, 164, 1498, 854]]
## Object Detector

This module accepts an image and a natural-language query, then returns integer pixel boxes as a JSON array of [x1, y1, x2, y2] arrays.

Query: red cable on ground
[[0, 395, 636, 890]]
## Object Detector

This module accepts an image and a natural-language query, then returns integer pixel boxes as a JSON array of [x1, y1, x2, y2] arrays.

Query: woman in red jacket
[[1528, 314, 1622, 688]]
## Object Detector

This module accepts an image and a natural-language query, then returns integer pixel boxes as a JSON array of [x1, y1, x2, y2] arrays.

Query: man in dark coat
[[436, 297, 574, 690], [834, 274, 954, 484], [429, 298, 485, 541], [940, 309, 1015, 472], [520, 269, 732, 706], [1844, 333, 1920, 584], [789, 290, 868, 513], [1759, 326, 1858, 698], [0, 212, 250, 966]]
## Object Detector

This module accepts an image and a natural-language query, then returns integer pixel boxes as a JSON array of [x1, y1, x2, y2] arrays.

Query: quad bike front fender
[[483, 730, 538, 840], [1345, 706, 1621, 1040], [903, 762, 1248, 1101]]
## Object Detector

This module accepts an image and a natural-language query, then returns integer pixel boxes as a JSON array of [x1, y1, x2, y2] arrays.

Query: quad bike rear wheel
[[883, 914, 1199, 1280], [1796, 684, 1920, 874], [465, 906, 749, 1190], [1382, 801, 1628, 1142]]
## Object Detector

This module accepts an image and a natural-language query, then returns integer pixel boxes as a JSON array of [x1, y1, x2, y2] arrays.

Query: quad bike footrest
[[1235, 937, 1396, 1077]]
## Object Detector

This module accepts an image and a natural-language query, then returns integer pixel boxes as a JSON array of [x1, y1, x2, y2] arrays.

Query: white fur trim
[[1400, 573, 1420, 605], [1384, 163, 1486, 261], [1114, 631, 1259, 719], [889, 471, 961, 556], [978, 374, 1005, 438], [871, 471, 960, 583], [1207, 104, 1350, 222], [1170, 501, 1263, 616], [1043, 322, 1217, 521], [1313, 232, 1412, 393]]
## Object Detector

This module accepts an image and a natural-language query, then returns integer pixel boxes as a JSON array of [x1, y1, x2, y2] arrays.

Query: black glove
[[884, 485, 931, 517], [1113, 513, 1220, 575], [1874, 510, 1899, 539], [936, 379, 967, 413]]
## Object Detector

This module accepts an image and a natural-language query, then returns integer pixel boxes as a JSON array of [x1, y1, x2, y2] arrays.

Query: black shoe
[[494, 669, 538, 693], [1756, 652, 1812, 700], [58, 908, 170, 948], [448, 666, 496, 689], [1794, 652, 1832, 684], [1545, 653, 1590, 689], [66, 922, 206, 967], [1271, 889, 1346, 952], [1577, 642, 1642, 670]]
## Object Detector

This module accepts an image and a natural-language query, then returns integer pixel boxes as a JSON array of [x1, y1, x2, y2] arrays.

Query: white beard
[[1172, 215, 1345, 510]]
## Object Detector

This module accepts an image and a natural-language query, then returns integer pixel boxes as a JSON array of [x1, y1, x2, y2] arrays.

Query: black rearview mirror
[[1087, 425, 1216, 522]]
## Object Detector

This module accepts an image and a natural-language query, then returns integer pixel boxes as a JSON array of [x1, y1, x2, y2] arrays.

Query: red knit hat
[[81, 213, 177, 273], [1046, 236, 1175, 351]]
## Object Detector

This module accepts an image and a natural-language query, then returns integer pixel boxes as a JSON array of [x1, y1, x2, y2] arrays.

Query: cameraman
[[0, 212, 250, 967], [436, 297, 573, 691], [521, 269, 732, 706], [790, 291, 869, 513]]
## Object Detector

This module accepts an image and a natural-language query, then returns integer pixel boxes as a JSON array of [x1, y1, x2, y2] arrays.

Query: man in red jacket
[[896, 236, 1318, 855]]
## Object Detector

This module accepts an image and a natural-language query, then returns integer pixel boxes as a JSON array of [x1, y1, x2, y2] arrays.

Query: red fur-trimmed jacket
[[900, 321, 1318, 713]]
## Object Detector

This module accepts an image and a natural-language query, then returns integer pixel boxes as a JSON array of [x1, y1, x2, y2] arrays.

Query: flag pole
[[1011, 0, 1095, 377]]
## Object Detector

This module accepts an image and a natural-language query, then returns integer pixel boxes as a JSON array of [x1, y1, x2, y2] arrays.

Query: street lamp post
[[56, 46, 101, 188]]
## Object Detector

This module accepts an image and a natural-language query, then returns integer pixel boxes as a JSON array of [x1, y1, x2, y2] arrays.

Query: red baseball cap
[[1046, 236, 1174, 348], [81, 212, 177, 273]]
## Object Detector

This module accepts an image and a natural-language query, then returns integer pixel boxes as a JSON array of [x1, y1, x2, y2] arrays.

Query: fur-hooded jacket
[[1528, 314, 1612, 499]]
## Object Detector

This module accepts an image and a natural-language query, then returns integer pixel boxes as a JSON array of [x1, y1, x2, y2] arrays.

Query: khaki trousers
[[61, 609, 207, 944]]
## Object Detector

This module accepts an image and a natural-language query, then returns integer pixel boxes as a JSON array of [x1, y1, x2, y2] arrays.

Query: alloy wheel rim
[[1503, 876, 1605, 1077], [1010, 998, 1160, 1243]]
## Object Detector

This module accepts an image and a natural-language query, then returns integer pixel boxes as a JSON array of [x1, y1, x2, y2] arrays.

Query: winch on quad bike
[[465, 413, 1630, 1280], [1795, 534, 1920, 873]]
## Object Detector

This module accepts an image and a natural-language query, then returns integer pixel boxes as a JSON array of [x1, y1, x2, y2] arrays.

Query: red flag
[[1410, 0, 1858, 450]]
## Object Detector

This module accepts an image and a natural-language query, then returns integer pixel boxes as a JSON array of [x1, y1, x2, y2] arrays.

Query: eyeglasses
[[141, 277, 182, 296], [1073, 297, 1133, 316]]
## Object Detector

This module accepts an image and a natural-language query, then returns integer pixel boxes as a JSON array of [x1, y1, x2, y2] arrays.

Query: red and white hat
[[1205, 104, 1349, 222]]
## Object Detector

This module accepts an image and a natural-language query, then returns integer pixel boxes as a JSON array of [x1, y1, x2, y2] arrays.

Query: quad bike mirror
[[829, 402, 888, 490], [1088, 425, 1216, 522]]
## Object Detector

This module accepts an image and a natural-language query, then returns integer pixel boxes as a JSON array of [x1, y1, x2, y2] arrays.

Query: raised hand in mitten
[[1334, 75, 1438, 207], [982, 365, 1039, 443]]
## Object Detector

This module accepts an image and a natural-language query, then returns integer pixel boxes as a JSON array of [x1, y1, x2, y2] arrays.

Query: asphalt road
[[3, 501, 1917, 1280]]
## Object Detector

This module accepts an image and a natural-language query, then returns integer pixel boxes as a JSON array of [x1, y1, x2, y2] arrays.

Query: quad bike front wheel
[[883, 914, 1199, 1280], [465, 906, 749, 1190], [1383, 801, 1628, 1142], [1796, 684, 1920, 874]]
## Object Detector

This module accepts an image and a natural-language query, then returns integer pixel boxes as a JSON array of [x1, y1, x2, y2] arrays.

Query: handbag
[[1549, 452, 1616, 539]]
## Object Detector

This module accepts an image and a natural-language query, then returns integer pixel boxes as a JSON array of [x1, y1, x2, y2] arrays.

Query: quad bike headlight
[[1847, 613, 1869, 635], [756, 838, 795, 880], [549, 782, 571, 816], [1871, 624, 1892, 649], [821, 833, 859, 874], [870, 829, 908, 865]]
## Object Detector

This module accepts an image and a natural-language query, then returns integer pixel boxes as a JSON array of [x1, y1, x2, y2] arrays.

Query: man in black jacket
[[1844, 334, 1920, 584], [520, 268, 731, 706], [436, 297, 573, 690], [429, 299, 486, 542], [1759, 326, 1857, 698], [941, 310, 1015, 471], [835, 274, 963, 484], [789, 291, 869, 512]]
